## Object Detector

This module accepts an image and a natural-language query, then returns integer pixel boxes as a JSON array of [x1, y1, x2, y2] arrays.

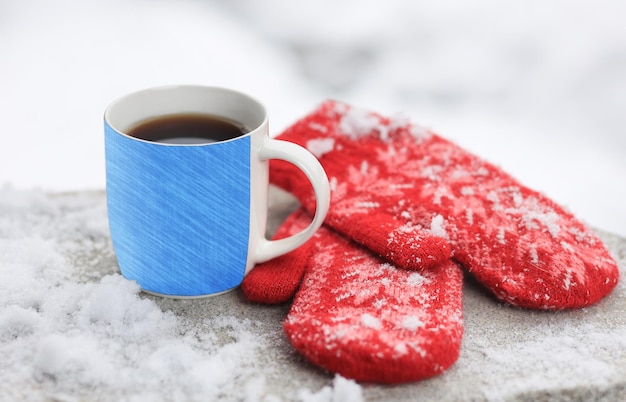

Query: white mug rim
[[104, 85, 268, 147]]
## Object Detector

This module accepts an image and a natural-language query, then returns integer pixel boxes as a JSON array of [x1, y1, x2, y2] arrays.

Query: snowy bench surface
[[1, 187, 624, 401]]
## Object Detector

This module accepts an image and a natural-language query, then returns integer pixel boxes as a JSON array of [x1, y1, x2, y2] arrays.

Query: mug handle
[[255, 137, 330, 262]]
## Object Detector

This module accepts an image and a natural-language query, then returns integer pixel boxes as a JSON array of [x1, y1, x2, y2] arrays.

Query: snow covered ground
[[2, 188, 624, 401], [1, 0, 625, 236]]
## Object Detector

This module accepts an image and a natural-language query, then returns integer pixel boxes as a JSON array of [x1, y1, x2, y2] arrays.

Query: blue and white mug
[[104, 85, 330, 297]]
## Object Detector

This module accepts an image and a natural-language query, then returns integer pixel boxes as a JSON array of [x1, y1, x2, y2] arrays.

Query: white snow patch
[[529, 244, 539, 265], [373, 298, 387, 309], [361, 313, 382, 329], [308, 122, 328, 133], [401, 316, 425, 332], [466, 208, 474, 225], [299, 375, 364, 402], [339, 107, 387, 140], [497, 228, 507, 244], [407, 272, 430, 286], [481, 325, 621, 401], [422, 165, 444, 182], [329, 176, 339, 192], [487, 190, 500, 204], [461, 186, 475, 196], [502, 195, 562, 237], [0, 190, 276, 401], [408, 124, 431, 141], [0, 306, 41, 341], [360, 160, 369, 175], [389, 113, 431, 141], [560, 240, 575, 253], [563, 270, 573, 290], [430, 214, 448, 238], [523, 209, 562, 237], [354, 201, 380, 209], [394, 342, 408, 356], [476, 167, 490, 177], [307, 138, 335, 158]]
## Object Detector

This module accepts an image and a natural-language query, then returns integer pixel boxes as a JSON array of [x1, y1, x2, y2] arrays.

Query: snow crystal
[[394, 343, 408, 356], [563, 270, 573, 290], [512, 189, 524, 207], [354, 201, 380, 209], [307, 138, 335, 158], [390, 183, 415, 190], [338, 107, 387, 140], [388, 113, 432, 142], [407, 272, 430, 286], [487, 190, 500, 204], [299, 375, 364, 402], [329, 176, 339, 192], [529, 244, 539, 265], [496, 192, 562, 237], [373, 298, 387, 309], [480, 321, 623, 401], [560, 240, 575, 253], [421, 165, 444, 181], [0, 306, 40, 341], [431, 186, 448, 205], [401, 316, 425, 332], [360, 314, 382, 329], [360, 160, 369, 175], [430, 214, 447, 238], [519, 206, 561, 237], [461, 186, 475, 196], [476, 167, 490, 177], [308, 122, 328, 133], [497, 228, 507, 244], [388, 113, 410, 130], [390, 222, 426, 244], [466, 208, 474, 225], [355, 288, 378, 305], [567, 226, 595, 244], [408, 124, 431, 141]]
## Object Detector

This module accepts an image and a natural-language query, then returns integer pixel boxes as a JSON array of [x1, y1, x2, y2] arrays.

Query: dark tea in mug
[[127, 113, 248, 144]]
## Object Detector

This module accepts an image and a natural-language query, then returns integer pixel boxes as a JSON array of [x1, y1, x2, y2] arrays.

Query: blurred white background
[[1, 0, 624, 236]]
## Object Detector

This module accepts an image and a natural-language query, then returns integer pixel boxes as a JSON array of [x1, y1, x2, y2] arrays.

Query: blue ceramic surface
[[105, 123, 250, 296]]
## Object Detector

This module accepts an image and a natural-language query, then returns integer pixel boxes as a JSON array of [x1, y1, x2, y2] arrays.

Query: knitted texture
[[270, 101, 619, 310], [242, 217, 311, 304], [244, 209, 464, 383]]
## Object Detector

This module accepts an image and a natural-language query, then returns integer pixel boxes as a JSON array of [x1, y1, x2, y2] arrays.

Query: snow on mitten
[[243, 209, 464, 383], [270, 101, 619, 310]]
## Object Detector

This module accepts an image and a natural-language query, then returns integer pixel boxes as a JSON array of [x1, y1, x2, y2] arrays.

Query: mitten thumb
[[242, 209, 313, 304]]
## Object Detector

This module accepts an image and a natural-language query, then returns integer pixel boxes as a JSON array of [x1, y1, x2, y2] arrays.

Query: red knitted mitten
[[242, 215, 311, 305], [242, 209, 464, 383], [270, 101, 619, 310]]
